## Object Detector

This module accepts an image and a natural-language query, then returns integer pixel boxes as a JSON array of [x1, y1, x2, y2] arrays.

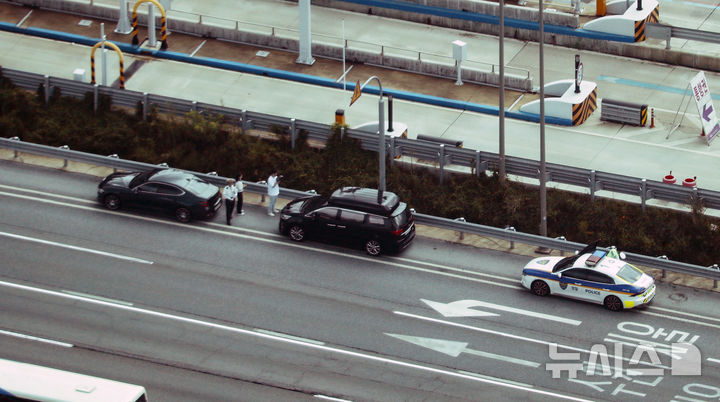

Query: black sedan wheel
[[530, 280, 550, 297], [604, 295, 624, 311], [175, 208, 191, 223], [365, 239, 382, 256], [289, 225, 305, 241], [103, 194, 120, 210]]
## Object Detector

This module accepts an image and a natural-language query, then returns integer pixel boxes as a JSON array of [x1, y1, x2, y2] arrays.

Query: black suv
[[279, 187, 415, 256]]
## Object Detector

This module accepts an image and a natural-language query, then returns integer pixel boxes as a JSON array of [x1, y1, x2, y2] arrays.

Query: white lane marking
[[0, 329, 73, 348], [458, 370, 534, 388], [0, 189, 519, 289], [0, 231, 153, 265], [0, 184, 96, 204], [62, 290, 134, 306], [314, 395, 352, 402], [421, 299, 581, 326], [637, 310, 720, 330], [0, 280, 589, 402], [255, 329, 325, 346], [392, 257, 518, 284], [386, 333, 540, 367], [647, 306, 720, 323], [395, 311, 665, 368], [707, 357, 720, 364], [189, 39, 206, 57]]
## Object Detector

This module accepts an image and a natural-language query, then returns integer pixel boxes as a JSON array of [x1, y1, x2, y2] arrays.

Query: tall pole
[[359, 76, 386, 203], [297, 0, 315, 65], [539, 0, 548, 237], [499, 0, 506, 181], [379, 95, 386, 202]]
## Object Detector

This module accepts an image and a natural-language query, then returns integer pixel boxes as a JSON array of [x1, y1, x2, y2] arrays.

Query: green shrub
[[3, 83, 719, 266]]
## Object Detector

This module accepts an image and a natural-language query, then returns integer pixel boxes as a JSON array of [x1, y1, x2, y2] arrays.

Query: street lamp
[[358, 76, 386, 203]]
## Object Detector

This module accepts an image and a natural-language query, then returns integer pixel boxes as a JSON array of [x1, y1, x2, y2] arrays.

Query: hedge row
[[1, 73, 718, 266]]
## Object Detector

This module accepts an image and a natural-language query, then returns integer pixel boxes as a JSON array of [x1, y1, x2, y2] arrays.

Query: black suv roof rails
[[329, 187, 400, 215]]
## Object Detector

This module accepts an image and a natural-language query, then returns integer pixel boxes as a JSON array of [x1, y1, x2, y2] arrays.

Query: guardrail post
[[710, 264, 719, 288], [439, 144, 445, 185], [10, 136, 20, 158], [589, 170, 596, 202], [657, 255, 668, 278], [454, 217, 466, 240], [390, 137, 396, 166], [505, 226, 516, 249], [241, 109, 248, 133], [340, 126, 345, 140], [258, 180, 267, 202], [475, 150, 481, 178], [290, 118, 297, 150], [143, 92, 149, 120], [59, 145, 70, 168], [93, 84, 99, 113], [108, 154, 119, 172], [192, 101, 198, 112], [641, 178, 647, 213], [555, 236, 566, 256], [44, 75, 50, 104]]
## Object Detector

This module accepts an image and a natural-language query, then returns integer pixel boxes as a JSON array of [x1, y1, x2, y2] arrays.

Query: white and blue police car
[[521, 242, 656, 311]]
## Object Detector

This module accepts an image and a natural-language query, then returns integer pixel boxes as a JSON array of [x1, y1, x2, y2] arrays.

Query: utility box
[[452, 40, 467, 61], [73, 68, 85, 82]]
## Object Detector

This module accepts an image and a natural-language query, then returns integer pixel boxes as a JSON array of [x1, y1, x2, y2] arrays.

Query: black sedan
[[97, 168, 222, 223]]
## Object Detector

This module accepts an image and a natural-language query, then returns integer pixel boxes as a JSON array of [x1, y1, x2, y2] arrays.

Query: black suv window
[[392, 203, 410, 229], [339, 210, 365, 224], [315, 207, 339, 220], [367, 214, 386, 226]]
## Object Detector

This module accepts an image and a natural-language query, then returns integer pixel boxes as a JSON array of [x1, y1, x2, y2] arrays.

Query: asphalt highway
[[1, 160, 720, 401]]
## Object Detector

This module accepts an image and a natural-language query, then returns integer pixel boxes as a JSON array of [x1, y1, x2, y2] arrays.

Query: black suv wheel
[[365, 239, 382, 256]]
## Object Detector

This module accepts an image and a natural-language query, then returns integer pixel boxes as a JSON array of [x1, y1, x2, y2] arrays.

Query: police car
[[521, 242, 655, 311]]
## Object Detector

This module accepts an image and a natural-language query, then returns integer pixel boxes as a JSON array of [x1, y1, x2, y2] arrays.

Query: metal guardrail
[[3, 66, 720, 214], [2, 135, 719, 284], [646, 23, 720, 50]]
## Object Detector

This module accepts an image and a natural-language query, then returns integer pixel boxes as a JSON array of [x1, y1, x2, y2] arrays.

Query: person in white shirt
[[235, 173, 245, 215], [222, 178, 238, 225], [267, 170, 280, 216]]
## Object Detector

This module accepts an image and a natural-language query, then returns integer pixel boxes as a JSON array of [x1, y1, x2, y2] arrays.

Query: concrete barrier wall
[[12, 0, 720, 74], [306, 0, 579, 28], [8, 0, 532, 90]]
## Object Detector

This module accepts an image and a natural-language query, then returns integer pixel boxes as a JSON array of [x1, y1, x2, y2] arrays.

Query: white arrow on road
[[421, 299, 581, 326], [386, 333, 540, 368]]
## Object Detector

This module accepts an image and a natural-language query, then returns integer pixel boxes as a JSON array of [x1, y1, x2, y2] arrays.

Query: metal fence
[[4, 66, 720, 216], [2, 135, 720, 285], [646, 23, 720, 51]]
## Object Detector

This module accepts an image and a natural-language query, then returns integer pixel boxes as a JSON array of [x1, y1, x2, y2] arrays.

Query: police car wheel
[[604, 295, 623, 311], [530, 280, 550, 297]]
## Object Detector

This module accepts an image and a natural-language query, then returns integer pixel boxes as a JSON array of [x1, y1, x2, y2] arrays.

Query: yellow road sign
[[350, 80, 362, 106]]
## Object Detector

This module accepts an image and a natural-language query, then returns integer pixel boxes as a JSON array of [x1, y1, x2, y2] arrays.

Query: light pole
[[539, 0, 548, 238], [499, 0, 506, 182], [358, 76, 386, 203]]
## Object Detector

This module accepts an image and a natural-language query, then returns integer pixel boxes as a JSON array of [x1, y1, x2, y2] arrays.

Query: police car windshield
[[616, 264, 643, 283]]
